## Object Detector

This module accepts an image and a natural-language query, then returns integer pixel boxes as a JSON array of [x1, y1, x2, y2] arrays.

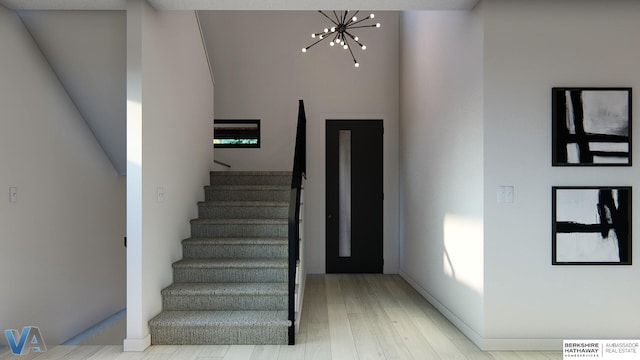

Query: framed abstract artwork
[[552, 88, 631, 166], [552, 186, 632, 265]]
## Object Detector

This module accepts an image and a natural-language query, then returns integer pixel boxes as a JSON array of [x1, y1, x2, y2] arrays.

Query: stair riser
[[174, 268, 287, 283], [191, 224, 287, 238], [163, 295, 287, 311], [210, 174, 291, 186], [205, 189, 290, 202], [198, 206, 288, 219], [151, 326, 288, 345], [183, 244, 287, 259]]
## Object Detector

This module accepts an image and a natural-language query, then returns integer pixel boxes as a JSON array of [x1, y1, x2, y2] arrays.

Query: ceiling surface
[[1, 0, 479, 10]]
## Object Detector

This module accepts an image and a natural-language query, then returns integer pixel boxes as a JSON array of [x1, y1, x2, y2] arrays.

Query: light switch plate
[[497, 186, 514, 203]]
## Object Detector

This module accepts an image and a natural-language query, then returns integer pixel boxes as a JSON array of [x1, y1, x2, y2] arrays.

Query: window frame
[[213, 119, 261, 148]]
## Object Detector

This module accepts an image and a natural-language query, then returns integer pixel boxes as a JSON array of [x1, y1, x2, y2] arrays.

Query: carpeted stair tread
[[183, 237, 287, 245], [162, 283, 288, 296], [197, 201, 289, 219], [191, 218, 287, 225], [149, 311, 290, 345], [149, 310, 290, 327], [181, 237, 287, 259], [212, 171, 292, 176], [206, 185, 290, 190], [210, 172, 292, 186], [198, 201, 289, 206], [173, 258, 287, 269], [205, 185, 291, 202]]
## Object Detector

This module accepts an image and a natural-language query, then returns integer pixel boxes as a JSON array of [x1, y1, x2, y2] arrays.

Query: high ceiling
[[0, 0, 479, 10], [2, 0, 478, 175]]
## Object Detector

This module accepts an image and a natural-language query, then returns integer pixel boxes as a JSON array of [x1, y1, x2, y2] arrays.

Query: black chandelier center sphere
[[301, 10, 381, 68]]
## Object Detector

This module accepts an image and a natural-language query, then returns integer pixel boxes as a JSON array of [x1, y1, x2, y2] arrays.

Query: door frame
[[325, 119, 384, 273]]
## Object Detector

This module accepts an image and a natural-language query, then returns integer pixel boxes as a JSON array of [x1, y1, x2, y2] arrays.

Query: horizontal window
[[214, 120, 260, 148]]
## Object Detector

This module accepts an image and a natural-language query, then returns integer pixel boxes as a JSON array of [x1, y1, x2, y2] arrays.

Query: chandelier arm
[[341, 11, 349, 25], [332, 11, 341, 24], [318, 11, 339, 26], [304, 36, 329, 51], [344, 37, 359, 66], [344, 31, 365, 47], [348, 24, 379, 30], [346, 15, 372, 27], [347, 10, 360, 24]]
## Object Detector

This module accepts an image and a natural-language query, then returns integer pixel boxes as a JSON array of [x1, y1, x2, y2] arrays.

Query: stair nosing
[[183, 237, 287, 244], [173, 258, 288, 269], [191, 218, 288, 224], [198, 201, 289, 206], [211, 171, 292, 176], [206, 184, 290, 189], [162, 282, 288, 296], [150, 310, 290, 327]]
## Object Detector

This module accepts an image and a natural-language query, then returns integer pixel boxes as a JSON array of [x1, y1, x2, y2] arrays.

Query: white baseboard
[[63, 308, 126, 345], [482, 338, 562, 351], [123, 334, 151, 352], [399, 271, 562, 351], [399, 271, 484, 347]]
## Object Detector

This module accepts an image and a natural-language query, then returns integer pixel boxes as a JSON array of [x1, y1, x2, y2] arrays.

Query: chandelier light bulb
[[324, 28, 329, 33], [343, 44, 348, 50], [354, 36, 359, 41], [330, 41, 335, 46], [302, 48, 307, 53], [376, 23, 381, 28], [311, 33, 316, 38], [355, 62, 360, 68], [352, 16, 357, 22], [361, 45, 366, 50], [331, 27, 336, 32]]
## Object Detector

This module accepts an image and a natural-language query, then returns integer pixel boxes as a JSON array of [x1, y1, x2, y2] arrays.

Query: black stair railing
[[288, 100, 306, 345]]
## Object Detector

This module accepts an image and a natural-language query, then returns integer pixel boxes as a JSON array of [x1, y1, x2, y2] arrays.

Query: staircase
[[149, 171, 293, 345]]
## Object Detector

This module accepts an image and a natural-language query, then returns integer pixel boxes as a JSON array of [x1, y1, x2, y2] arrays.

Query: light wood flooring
[[0, 274, 561, 360]]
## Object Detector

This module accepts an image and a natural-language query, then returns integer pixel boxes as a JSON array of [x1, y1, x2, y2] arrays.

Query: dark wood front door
[[326, 120, 383, 273]]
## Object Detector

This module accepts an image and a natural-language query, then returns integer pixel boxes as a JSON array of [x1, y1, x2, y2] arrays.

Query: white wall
[[482, 0, 640, 349], [399, 10, 484, 344], [18, 10, 127, 175], [0, 6, 125, 345], [200, 11, 400, 273], [125, 0, 214, 350]]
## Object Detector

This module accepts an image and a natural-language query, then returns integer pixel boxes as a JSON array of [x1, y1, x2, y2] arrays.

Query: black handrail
[[288, 100, 306, 345], [213, 159, 231, 168]]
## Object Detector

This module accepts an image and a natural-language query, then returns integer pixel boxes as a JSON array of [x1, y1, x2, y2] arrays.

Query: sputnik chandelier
[[302, 11, 381, 68]]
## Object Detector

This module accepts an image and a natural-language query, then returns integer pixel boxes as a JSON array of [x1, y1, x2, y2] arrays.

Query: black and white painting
[[552, 88, 631, 166], [552, 187, 631, 265]]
